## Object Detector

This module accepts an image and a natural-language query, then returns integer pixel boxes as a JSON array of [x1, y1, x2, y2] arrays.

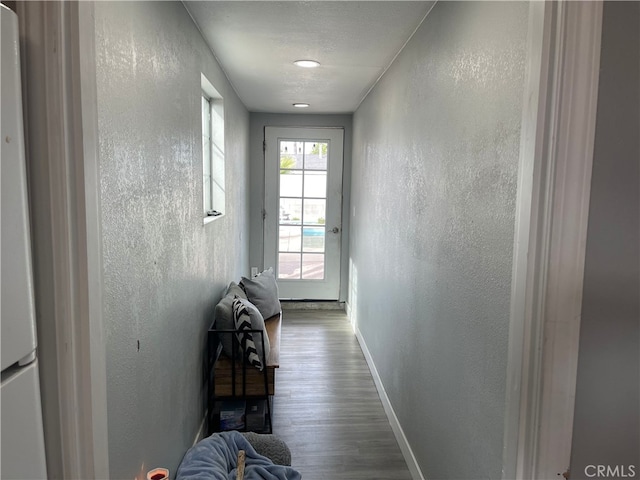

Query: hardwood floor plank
[[272, 310, 412, 480]]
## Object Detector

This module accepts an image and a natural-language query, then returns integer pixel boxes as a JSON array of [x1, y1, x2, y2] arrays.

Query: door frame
[[263, 126, 344, 300], [502, 1, 603, 479], [18, 2, 109, 478]]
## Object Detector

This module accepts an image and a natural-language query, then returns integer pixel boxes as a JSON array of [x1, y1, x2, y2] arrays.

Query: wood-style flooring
[[271, 310, 412, 480]]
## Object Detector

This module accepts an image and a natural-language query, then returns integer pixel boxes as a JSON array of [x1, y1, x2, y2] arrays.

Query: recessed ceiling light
[[293, 103, 310, 108], [294, 60, 320, 68]]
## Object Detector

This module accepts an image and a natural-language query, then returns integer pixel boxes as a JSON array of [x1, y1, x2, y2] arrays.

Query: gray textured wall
[[570, 2, 640, 478], [248, 113, 352, 301], [348, 2, 528, 478], [95, 2, 250, 478]]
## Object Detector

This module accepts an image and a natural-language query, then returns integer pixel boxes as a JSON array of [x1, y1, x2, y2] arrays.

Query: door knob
[[330, 227, 340, 234]]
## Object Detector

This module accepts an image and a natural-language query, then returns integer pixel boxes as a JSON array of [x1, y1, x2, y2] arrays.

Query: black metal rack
[[206, 324, 273, 435]]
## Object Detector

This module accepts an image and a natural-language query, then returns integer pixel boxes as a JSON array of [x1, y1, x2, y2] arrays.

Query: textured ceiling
[[184, 1, 434, 114]]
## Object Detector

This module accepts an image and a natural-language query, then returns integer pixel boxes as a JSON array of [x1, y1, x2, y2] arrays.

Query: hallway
[[12, 1, 636, 477], [272, 310, 412, 480]]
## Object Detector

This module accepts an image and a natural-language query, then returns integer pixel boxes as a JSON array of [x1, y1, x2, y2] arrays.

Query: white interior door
[[264, 127, 344, 300]]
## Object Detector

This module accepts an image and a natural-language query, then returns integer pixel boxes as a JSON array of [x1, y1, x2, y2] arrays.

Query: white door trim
[[18, 2, 109, 478], [503, 1, 603, 479]]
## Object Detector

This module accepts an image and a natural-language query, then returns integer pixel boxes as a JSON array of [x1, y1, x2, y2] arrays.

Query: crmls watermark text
[[584, 465, 637, 478]]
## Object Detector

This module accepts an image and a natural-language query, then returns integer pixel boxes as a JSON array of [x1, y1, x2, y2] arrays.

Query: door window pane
[[280, 141, 303, 170], [280, 198, 302, 224], [280, 171, 302, 197], [304, 171, 327, 198], [304, 142, 328, 170], [279, 226, 301, 253], [278, 253, 300, 279], [302, 227, 325, 253], [303, 199, 326, 225], [301, 254, 324, 279]]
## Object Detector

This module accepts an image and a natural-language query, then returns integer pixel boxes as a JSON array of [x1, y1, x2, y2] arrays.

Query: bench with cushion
[[207, 269, 282, 434], [211, 311, 280, 396]]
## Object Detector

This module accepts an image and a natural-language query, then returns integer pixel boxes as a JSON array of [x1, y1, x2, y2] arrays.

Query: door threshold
[[280, 300, 345, 311]]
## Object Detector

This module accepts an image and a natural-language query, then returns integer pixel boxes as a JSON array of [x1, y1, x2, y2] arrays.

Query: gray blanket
[[176, 431, 302, 480]]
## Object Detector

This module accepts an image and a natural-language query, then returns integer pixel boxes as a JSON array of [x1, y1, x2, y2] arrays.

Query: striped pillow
[[232, 296, 266, 370]]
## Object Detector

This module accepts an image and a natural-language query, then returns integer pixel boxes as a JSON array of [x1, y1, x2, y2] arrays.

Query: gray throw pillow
[[213, 294, 235, 357], [225, 281, 247, 299], [240, 268, 281, 320], [232, 296, 270, 369]]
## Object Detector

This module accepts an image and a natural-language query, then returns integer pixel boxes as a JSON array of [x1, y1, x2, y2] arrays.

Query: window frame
[[201, 74, 225, 223]]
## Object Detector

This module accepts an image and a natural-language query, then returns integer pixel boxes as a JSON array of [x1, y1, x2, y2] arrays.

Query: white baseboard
[[354, 328, 426, 480]]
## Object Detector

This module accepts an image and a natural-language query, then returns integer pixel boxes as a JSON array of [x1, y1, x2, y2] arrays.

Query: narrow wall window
[[201, 74, 225, 220]]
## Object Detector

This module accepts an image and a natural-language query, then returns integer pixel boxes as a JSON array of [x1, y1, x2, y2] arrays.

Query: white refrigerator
[[1, 4, 48, 479]]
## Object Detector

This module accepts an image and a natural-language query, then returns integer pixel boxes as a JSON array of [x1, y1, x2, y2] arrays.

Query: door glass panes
[[303, 171, 327, 198], [302, 254, 324, 279], [304, 142, 328, 170], [303, 199, 326, 225], [277, 140, 328, 280], [302, 227, 325, 253], [280, 171, 302, 197], [280, 141, 304, 169], [280, 198, 301, 225], [278, 253, 300, 279], [279, 226, 301, 252]]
